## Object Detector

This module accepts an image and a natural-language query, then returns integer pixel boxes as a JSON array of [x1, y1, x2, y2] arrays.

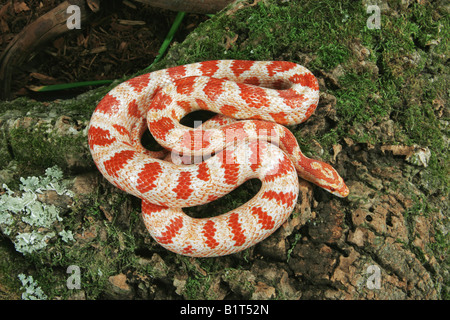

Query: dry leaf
[[30, 72, 58, 84], [380, 144, 431, 167], [99, 205, 113, 222], [14, 1, 30, 14], [122, 0, 137, 9], [87, 0, 101, 12], [118, 19, 146, 26], [343, 137, 354, 147], [90, 46, 107, 54], [332, 144, 342, 162], [381, 145, 415, 158], [225, 34, 238, 50], [119, 41, 128, 51]]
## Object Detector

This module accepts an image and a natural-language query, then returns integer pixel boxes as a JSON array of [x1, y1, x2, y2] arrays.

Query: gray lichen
[[0, 166, 74, 254], [18, 273, 48, 300]]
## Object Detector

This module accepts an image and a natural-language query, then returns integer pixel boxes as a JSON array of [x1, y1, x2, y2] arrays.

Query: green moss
[[183, 274, 210, 299], [0, 240, 27, 299], [8, 126, 87, 171], [165, 0, 355, 68], [430, 228, 450, 299]]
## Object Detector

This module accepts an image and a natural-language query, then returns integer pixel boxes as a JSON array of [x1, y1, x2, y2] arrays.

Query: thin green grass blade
[[144, 11, 186, 70], [29, 80, 114, 92]]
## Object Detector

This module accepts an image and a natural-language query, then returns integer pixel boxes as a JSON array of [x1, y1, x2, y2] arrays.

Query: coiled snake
[[88, 60, 349, 257]]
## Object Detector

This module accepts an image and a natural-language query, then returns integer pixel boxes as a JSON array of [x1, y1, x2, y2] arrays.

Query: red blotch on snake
[[203, 220, 219, 249], [172, 171, 194, 200], [155, 216, 184, 244], [88, 126, 116, 148], [136, 162, 163, 194], [251, 206, 275, 230], [228, 213, 246, 247], [103, 150, 135, 178]]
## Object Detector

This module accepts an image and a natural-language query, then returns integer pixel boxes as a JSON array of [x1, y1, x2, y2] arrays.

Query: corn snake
[[88, 60, 349, 257]]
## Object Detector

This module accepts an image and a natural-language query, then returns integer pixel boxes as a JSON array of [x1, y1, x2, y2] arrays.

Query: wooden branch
[[0, 0, 92, 100], [133, 0, 235, 14]]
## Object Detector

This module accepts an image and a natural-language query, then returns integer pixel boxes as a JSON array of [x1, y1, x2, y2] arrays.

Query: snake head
[[299, 159, 349, 197]]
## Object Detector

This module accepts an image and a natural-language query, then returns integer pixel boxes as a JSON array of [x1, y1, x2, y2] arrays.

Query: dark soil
[[0, 0, 208, 99]]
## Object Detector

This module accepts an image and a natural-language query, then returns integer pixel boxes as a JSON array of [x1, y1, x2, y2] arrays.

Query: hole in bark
[[386, 212, 393, 227]]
